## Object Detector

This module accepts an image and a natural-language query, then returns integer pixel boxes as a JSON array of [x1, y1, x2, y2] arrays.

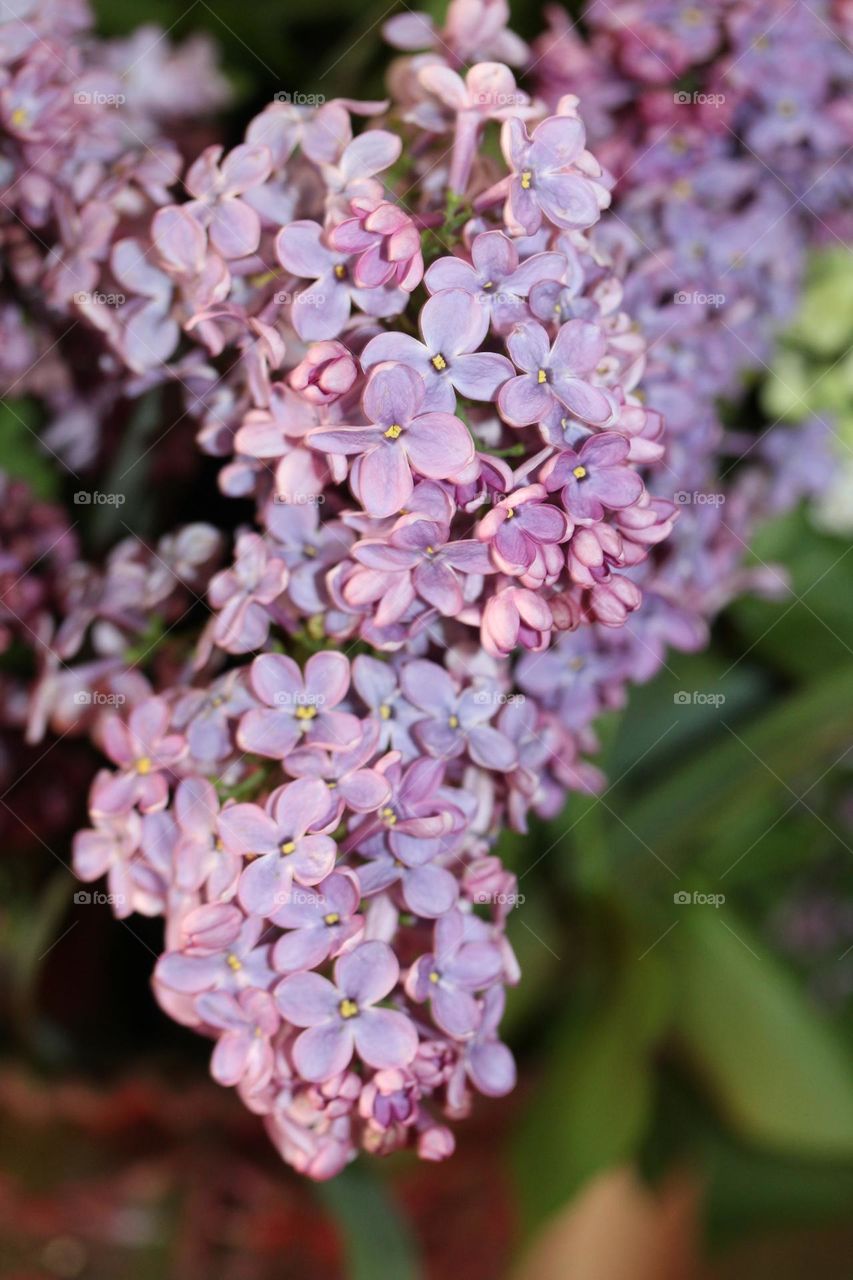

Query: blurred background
[[1, 3, 852, 1278]]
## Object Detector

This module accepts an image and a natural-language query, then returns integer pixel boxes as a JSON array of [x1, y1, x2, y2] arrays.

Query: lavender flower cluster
[[0, 0, 848, 1177]]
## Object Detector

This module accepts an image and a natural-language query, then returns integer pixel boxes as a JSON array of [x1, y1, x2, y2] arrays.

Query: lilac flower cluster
[[0, 0, 847, 1179], [521, 0, 851, 698], [0, 0, 653, 1175]]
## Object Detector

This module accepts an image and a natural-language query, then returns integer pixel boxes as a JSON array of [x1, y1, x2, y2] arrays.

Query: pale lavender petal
[[353, 1007, 418, 1069], [403, 864, 458, 917], [293, 1021, 354, 1081], [336, 939, 398, 1004], [275, 970, 340, 1025], [451, 351, 513, 400]]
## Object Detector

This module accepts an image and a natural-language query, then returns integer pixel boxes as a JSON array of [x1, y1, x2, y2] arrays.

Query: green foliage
[[671, 908, 853, 1159], [316, 1163, 423, 1280], [0, 398, 59, 499]]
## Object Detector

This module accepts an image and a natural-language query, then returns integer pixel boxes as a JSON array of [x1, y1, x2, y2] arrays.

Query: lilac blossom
[[477, 484, 570, 578], [406, 909, 503, 1036], [195, 988, 279, 1090], [275, 941, 418, 1081], [496, 114, 608, 236], [155, 908, 275, 1000], [219, 788, 336, 918], [400, 660, 518, 770], [270, 871, 364, 973], [185, 143, 272, 258], [237, 651, 361, 759], [93, 697, 186, 816], [329, 197, 423, 291], [425, 231, 566, 332], [344, 515, 494, 622], [308, 364, 476, 518], [542, 432, 644, 521], [276, 219, 406, 339], [499, 319, 616, 428], [360, 288, 514, 412], [207, 533, 289, 655]]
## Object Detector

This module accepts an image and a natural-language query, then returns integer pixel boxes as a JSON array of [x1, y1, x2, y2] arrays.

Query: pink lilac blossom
[[0, 0, 846, 1181]]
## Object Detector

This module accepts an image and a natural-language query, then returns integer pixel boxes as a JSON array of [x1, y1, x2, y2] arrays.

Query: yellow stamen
[[520, 170, 533, 189], [505, 507, 515, 519], [382, 806, 397, 826], [280, 840, 296, 855], [537, 368, 548, 384], [431, 353, 447, 372], [333, 263, 346, 280], [573, 465, 587, 480], [226, 954, 242, 971], [303, 544, 317, 558], [339, 997, 359, 1019], [448, 714, 459, 729], [384, 423, 403, 439], [11, 107, 28, 129], [379, 703, 392, 720], [136, 756, 152, 775], [324, 912, 341, 926], [295, 704, 317, 720], [428, 970, 441, 984]]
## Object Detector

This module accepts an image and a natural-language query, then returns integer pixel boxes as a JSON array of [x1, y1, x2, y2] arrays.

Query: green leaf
[[0, 398, 60, 499], [316, 1163, 422, 1280], [671, 908, 853, 1159], [608, 667, 853, 880], [513, 954, 670, 1235]]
